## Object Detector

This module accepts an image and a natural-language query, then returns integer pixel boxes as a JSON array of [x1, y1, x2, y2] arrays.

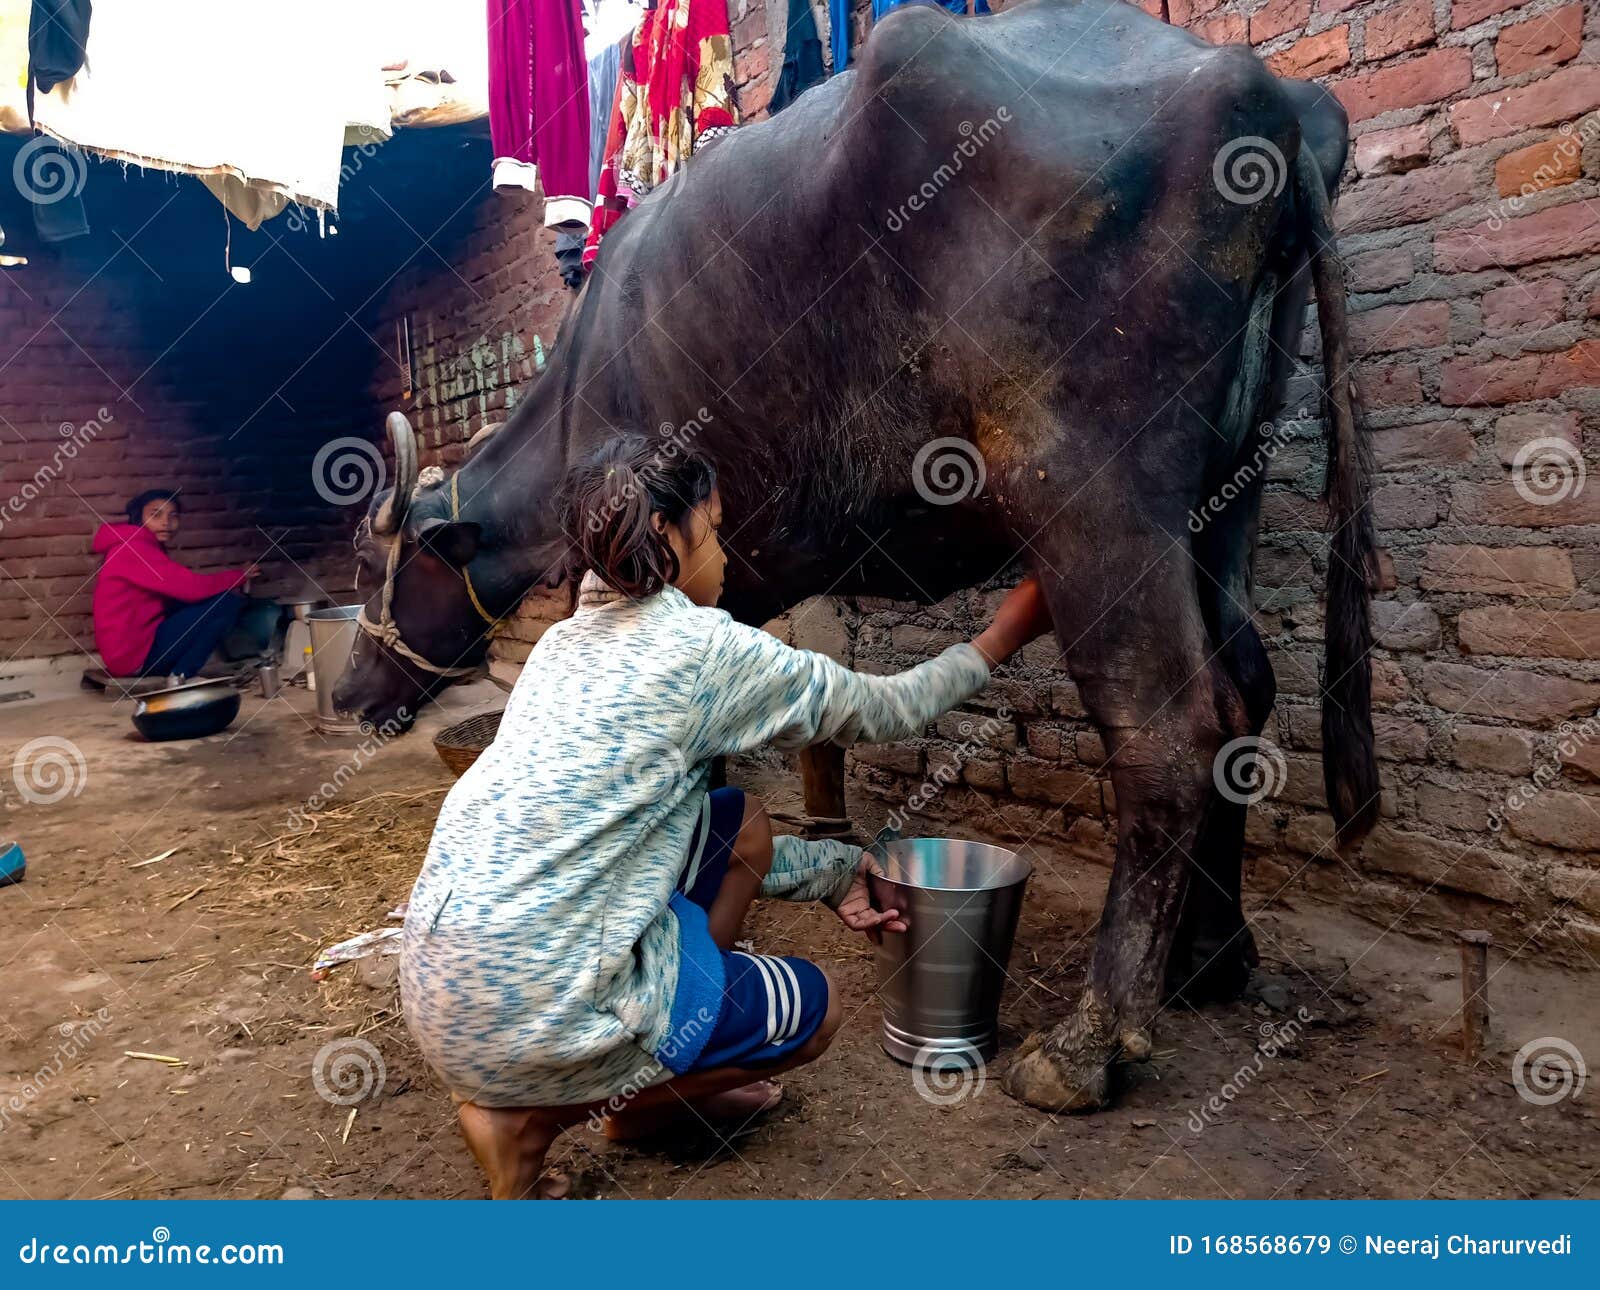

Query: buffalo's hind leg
[[1165, 616, 1272, 1006], [1003, 533, 1253, 1112]]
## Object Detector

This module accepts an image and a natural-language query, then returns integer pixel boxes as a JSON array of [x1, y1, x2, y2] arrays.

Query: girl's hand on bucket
[[835, 857, 908, 942]]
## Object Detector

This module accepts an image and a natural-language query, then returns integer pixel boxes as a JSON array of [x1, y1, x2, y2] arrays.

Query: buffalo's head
[[331, 413, 488, 733]]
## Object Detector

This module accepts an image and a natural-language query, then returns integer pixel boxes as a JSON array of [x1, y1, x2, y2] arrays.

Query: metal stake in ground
[[1457, 930, 1492, 1061]]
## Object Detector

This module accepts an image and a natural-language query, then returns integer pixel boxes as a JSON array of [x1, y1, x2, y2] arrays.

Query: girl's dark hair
[[559, 433, 717, 598], [126, 488, 181, 525]]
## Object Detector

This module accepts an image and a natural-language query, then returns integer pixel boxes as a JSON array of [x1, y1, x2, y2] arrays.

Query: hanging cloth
[[487, 0, 592, 229], [582, 0, 736, 269], [769, 0, 824, 115]]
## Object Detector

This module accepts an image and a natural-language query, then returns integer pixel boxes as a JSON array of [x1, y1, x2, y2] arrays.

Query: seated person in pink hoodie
[[91, 489, 264, 678]]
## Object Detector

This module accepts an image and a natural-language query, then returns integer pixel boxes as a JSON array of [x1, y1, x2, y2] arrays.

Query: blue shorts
[[675, 788, 831, 1070]]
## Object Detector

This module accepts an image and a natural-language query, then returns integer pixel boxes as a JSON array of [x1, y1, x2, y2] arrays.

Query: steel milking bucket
[[868, 837, 1032, 1070], [307, 606, 363, 735]]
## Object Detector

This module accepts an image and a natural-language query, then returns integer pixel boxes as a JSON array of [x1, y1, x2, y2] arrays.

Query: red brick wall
[[0, 188, 376, 664]]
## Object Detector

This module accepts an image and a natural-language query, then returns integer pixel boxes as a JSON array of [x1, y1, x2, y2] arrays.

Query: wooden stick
[[1457, 929, 1492, 1060]]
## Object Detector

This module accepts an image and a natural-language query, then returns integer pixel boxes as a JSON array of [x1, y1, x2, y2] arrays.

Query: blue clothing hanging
[[833, 0, 990, 73]]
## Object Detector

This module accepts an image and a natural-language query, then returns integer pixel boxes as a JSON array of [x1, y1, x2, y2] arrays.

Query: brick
[[1349, 299, 1449, 354], [1496, 5, 1583, 77], [1364, 0, 1436, 60], [1369, 420, 1475, 468], [1450, 480, 1600, 527], [1531, 339, 1600, 399], [1170, 0, 1226, 22], [1250, 0, 1311, 43], [1427, 544, 1574, 592], [1450, 0, 1524, 27], [1007, 758, 1102, 814], [1353, 123, 1431, 176], [1335, 164, 1473, 234], [1505, 789, 1600, 851], [1356, 363, 1424, 407], [1482, 278, 1566, 336], [1459, 607, 1600, 659], [1549, 866, 1600, 917], [1423, 661, 1600, 725], [1025, 721, 1066, 760], [852, 743, 924, 776], [1373, 599, 1442, 650], [1372, 658, 1410, 707], [1434, 201, 1600, 273], [1439, 353, 1540, 406], [1417, 780, 1492, 823], [1494, 409, 1580, 466], [1347, 246, 1413, 291], [1450, 66, 1600, 145], [1193, 12, 1248, 43], [1361, 825, 1524, 904], [1267, 27, 1350, 77], [1332, 48, 1472, 124], [1372, 482, 1442, 529], [1495, 136, 1584, 199], [1285, 812, 1339, 855], [1560, 740, 1600, 785], [1449, 723, 1535, 775], [890, 624, 962, 656]]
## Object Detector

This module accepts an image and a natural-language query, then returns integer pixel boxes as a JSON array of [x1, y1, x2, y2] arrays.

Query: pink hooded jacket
[[90, 524, 247, 676]]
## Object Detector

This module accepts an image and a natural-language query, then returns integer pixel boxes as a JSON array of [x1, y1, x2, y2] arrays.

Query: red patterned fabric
[[583, 0, 738, 268]]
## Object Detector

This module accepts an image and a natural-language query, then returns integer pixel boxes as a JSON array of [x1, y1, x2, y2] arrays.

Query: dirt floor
[[1, 680, 1596, 1200]]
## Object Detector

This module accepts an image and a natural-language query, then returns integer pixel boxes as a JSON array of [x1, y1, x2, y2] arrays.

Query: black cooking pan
[[132, 677, 241, 741]]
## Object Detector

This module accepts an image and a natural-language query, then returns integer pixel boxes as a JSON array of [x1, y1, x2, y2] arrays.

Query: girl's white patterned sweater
[[400, 575, 991, 1107]]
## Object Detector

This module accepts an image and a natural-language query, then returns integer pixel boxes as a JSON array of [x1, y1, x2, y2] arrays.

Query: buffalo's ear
[[414, 519, 481, 569]]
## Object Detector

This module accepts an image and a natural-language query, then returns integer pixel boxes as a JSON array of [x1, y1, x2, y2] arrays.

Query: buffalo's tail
[[1296, 141, 1380, 847]]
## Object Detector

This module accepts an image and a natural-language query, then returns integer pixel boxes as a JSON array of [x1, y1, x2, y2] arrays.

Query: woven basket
[[433, 709, 504, 778]]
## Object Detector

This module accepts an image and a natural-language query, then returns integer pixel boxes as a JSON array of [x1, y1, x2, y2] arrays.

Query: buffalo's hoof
[[1002, 1035, 1113, 1113], [1001, 991, 1121, 1113], [1119, 1025, 1153, 1062]]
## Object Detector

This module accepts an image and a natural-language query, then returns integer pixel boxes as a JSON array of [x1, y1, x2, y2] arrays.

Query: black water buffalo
[[335, 0, 1377, 1111]]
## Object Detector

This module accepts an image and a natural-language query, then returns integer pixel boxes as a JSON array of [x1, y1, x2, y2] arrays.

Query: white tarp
[[33, 1, 389, 222]]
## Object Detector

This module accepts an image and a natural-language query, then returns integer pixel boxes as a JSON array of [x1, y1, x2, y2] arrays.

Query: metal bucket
[[307, 606, 363, 735], [869, 837, 1032, 1069]]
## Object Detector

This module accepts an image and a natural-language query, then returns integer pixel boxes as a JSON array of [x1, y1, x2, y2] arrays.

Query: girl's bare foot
[[456, 1101, 568, 1199], [602, 1078, 784, 1141]]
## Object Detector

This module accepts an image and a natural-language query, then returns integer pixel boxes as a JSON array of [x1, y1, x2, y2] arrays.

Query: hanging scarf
[[582, 0, 737, 268]]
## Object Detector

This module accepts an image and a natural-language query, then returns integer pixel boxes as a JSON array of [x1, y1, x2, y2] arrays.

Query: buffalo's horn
[[372, 412, 419, 535]]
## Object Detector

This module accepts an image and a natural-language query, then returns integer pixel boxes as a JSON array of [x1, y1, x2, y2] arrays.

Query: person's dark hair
[[559, 433, 717, 598], [126, 488, 181, 526]]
